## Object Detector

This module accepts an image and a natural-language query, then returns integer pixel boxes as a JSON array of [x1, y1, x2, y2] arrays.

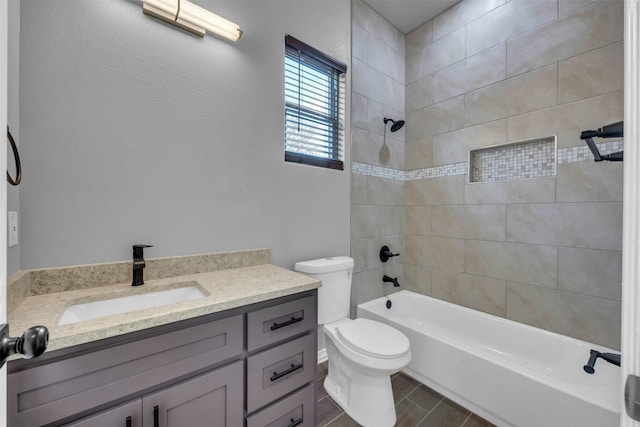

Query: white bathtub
[[357, 290, 620, 427]]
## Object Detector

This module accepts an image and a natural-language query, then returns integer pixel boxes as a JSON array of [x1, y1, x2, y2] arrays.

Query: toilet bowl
[[323, 318, 411, 426], [294, 257, 411, 427]]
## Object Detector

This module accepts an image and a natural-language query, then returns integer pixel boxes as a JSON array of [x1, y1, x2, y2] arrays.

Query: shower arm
[[579, 121, 624, 162]]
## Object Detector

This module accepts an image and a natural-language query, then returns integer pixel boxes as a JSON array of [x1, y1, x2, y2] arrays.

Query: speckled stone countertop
[[8, 255, 320, 353]]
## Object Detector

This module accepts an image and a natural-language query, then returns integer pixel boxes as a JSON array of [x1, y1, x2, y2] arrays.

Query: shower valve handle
[[380, 246, 400, 262]]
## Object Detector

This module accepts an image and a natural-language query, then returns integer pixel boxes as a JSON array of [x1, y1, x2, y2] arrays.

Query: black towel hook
[[7, 126, 21, 186]]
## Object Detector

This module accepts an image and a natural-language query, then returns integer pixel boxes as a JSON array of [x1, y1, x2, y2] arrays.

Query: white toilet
[[294, 256, 411, 427]]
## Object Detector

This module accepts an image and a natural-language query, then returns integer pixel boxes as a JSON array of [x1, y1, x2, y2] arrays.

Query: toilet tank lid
[[294, 256, 354, 274]]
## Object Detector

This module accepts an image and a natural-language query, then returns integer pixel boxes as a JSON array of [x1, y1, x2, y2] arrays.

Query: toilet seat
[[336, 318, 410, 359]]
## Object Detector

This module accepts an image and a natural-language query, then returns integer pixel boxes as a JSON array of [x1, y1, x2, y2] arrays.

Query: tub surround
[[7, 249, 320, 353]]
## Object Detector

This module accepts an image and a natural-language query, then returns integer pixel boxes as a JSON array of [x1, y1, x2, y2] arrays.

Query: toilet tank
[[294, 256, 354, 325]]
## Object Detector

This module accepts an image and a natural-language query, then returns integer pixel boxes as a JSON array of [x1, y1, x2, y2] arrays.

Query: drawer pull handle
[[288, 417, 304, 427], [153, 405, 159, 427], [271, 363, 303, 382], [271, 316, 304, 331], [126, 416, 132, 427]]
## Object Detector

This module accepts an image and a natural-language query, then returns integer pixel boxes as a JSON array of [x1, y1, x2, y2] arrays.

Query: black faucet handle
[[133, 244, 153, 258], [380, 245, 400, 262]]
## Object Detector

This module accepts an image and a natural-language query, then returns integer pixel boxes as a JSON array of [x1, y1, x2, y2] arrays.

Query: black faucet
[[583, 349, 621, 374], [132, 244, 152, 286], [383, 275, 400, 287]]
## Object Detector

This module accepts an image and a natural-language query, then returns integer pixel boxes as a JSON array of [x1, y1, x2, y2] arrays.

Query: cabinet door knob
[[0, 324, 48, 368], [287, 417, 303, 427], [125, 416, 132, 427]]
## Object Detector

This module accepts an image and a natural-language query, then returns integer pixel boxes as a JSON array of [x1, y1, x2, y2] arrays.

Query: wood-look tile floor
[[316, 362, 496, 427]]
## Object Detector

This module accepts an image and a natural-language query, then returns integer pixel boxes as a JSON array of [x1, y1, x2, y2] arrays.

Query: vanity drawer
[[246, 383, 315, 427], [247, 295, 317, 351], [8, 314, 243, 427], [247, 333, 315, 413]]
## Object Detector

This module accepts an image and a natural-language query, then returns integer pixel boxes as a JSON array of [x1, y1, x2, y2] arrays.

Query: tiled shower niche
[[469, 136, 557, 183]]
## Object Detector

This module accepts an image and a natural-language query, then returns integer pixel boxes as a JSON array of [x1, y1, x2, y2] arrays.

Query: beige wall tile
[[404, 263, 432, 295], [406, 75, 433, 113], [464, 178, 556, 204], [352, 268, 385, 308], [405, 205, 432, 236], [368, 30, 405, 83], [405, 235, 465, 271], [507, 1, 623, 76], [559, 247, 622, 300], [366, 65, 405, 112], [556, 161, 623, 202], [365, 176, 405, 206], [465, 240, 558, 288], [352, 92, 368, 131], [465, 64, 558, 126], [558, 41, 623, 104], [506, 282, 621, 349], [406, 27, 466, 83], [466, 0, 557, 57], [405, 137, 434, 170], [406, 95, 466, 140], [406, 20, 433, 57], [352, 173, 368, 205], [352, 57, 370, 98], [507, 91, 624, 148], [352, 128, 381, 164], [351, 205, 404, 239], [432, 205, 506, 241], [432, 269, 506, 316], [506, 202, 623, 250], [433, 0, 506, 41], [405, 175, 465, 206], [559, 0, 599, 17], [433, 44, 506, 103], [351, 238, 369, 273], [432, 120, 507, 166], [352, 23, 368, 62]]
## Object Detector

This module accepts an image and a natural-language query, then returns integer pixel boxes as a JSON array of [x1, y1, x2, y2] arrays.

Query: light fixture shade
[[142, 0, 243, 41], [179, 1, 243, 41]]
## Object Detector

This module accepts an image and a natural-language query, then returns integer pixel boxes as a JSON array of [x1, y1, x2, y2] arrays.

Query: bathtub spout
[[383, 275, 400, 287], [584, 349, 621, 374]]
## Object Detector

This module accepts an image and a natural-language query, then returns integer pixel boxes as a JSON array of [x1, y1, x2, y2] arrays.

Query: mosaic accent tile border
[[353, 140, 623, 182], [469, 136, 556, 183]]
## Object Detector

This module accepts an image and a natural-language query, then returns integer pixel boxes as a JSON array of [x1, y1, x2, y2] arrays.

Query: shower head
[[383, 117, 405, 132]]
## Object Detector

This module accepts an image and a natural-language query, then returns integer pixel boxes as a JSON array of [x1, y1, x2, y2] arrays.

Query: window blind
[[284, 35, 346, 170]]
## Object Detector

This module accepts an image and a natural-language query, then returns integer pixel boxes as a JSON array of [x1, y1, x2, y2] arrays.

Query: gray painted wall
[[12, 0, 351, 271], [7, 0, 20, 275]]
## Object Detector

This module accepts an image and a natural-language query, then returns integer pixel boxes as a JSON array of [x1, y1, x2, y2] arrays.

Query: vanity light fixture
[[142, 0, 243, 41]]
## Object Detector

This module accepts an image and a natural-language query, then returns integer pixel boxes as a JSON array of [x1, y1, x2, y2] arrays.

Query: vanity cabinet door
[[142, 361, 243, 427], [63, 399, 142, 427]]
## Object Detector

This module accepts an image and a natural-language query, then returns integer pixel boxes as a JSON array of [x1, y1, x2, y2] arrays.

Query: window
[[284, 35, 347, 170]]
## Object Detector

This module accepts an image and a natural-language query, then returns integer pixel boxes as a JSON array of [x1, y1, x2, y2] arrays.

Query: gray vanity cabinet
[[7, 290, 317, 427], [64, 362, 243, 427], [63, 399, 143, 427]]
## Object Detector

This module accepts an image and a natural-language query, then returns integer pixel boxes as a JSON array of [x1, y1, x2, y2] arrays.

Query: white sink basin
[[58, 285, 207, 325]]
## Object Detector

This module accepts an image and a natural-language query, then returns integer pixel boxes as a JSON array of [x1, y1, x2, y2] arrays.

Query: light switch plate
[[8, 211, 18, 247]]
